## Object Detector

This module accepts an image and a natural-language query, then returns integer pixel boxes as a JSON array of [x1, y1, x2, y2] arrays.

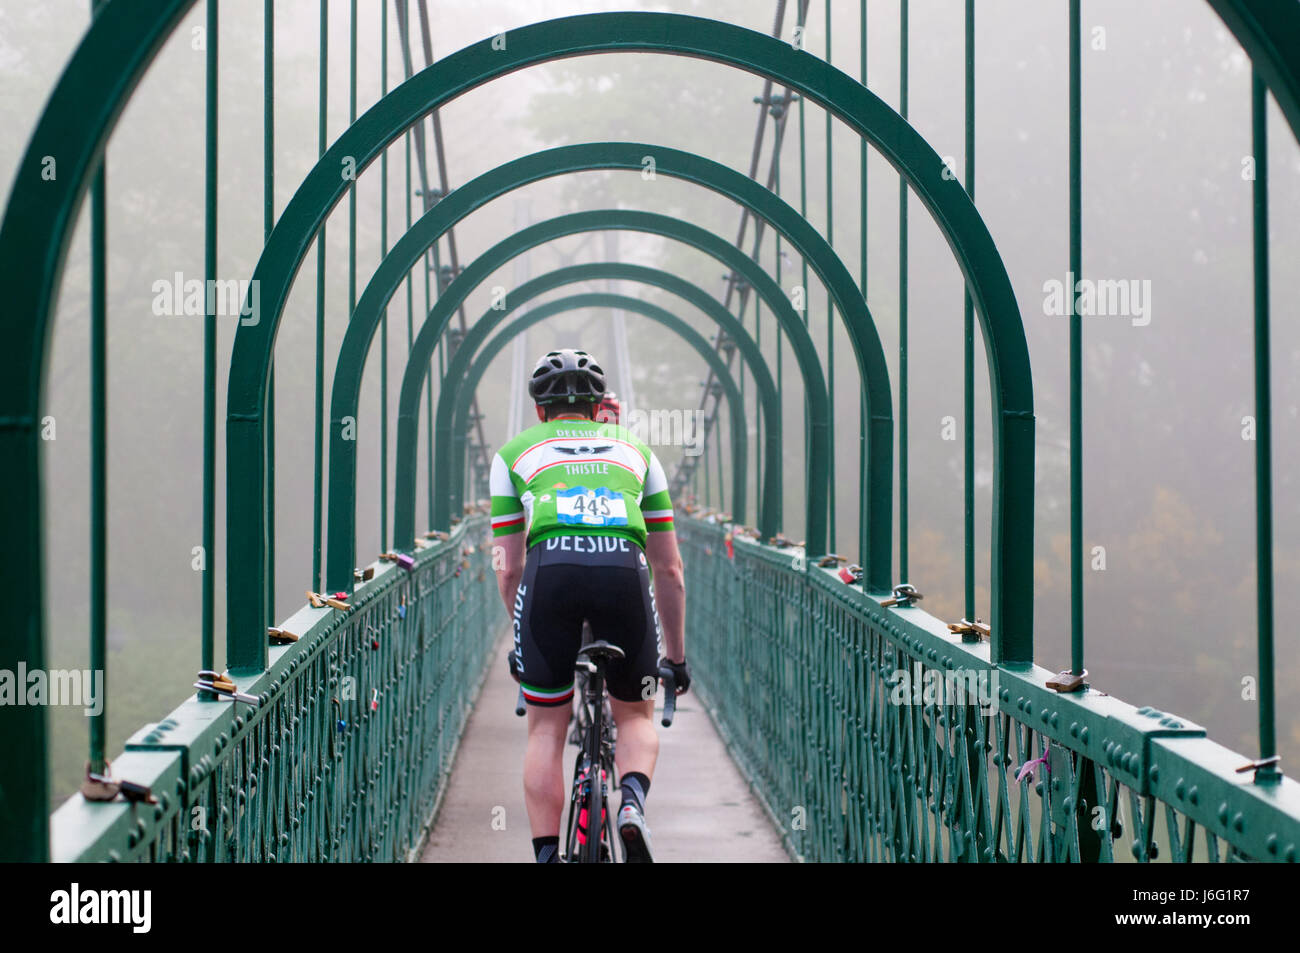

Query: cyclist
[[490, 348, 689, 863], [594, 390, 621, 425]]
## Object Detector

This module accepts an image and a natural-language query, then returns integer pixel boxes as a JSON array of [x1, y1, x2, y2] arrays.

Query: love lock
[[306, 590, 351, 612], [881, 584, 924, 608], [1046, 669, 1088, 693], [946, 618, 990, 642], [80, 761, 120, 802], [838, 564, 864, 585], [268, 627, 299, 646], [195, 670, 259, 706], [80, 761, 156, 805], [353, 566, 375, 583], [197, 669, 235, 693], [817, 554, 846, 568], [1234, 754, 1281, 776], [118, 778, 157, 805]]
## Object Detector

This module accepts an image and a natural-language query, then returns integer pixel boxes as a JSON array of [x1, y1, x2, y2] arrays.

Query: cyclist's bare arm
[[493, 529, 526, 614], [488, 450, 528, 614], [645, 529, 685, 663]]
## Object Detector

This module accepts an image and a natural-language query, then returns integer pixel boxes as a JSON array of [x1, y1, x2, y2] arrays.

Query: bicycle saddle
[[577, 640, 626, 664]]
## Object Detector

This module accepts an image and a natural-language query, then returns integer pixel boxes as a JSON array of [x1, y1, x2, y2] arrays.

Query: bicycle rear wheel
[[583, 712, 604, 863], [563, 748, 586, 862]]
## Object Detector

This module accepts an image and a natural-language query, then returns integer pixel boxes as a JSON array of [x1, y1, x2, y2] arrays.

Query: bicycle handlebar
[[658, 666, 678, 727], [513, 667, 679, 727]]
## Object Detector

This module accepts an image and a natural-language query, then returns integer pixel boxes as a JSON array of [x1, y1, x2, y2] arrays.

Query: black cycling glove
[[661, 657, 691, 695]]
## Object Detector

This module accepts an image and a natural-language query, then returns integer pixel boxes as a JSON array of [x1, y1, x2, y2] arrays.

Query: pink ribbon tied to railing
[[1015, 746, 1051, 784]]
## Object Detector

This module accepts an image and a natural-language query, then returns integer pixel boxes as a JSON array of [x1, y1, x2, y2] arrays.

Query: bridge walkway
[[420, 635, 789, 863]]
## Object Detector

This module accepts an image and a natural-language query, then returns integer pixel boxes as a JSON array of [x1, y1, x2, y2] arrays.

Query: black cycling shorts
[[511, 534, 663, 706]]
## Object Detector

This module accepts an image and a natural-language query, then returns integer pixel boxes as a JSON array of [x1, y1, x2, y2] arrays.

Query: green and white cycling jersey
[[489, 417, 674, 550]]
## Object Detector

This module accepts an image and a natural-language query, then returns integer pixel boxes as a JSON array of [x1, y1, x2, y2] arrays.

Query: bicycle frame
[[566, 655, 618, 863]]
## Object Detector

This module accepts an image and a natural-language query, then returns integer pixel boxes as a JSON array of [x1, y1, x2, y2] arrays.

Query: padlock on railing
[[306, 590, 351, 611], [946, 618, 990, 643], [382, 550, 416, 570], [79, 761, 157, 805], [118, 778, 157, 805], [198, 669, 235, 693], [268, 626, 299, 646], [881, 584, 924, 608], [196, 669, 259, 706], [80, 761, 120, 802], [1046, 669, 1087, 693]]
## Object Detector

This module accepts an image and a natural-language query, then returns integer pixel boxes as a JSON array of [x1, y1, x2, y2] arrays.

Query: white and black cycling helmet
[[528, 348, 606, 405]]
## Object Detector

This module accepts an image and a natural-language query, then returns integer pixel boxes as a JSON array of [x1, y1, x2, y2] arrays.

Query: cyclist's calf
[[523, 705, 570, 838], [609, 696, 658, 780]]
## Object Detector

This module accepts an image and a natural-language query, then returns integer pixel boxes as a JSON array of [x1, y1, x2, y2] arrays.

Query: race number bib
[[556, 486, 628, 527]]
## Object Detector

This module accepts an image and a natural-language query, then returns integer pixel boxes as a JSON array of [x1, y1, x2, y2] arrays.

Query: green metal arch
[[437, 277, 779, 532], [390, 211, 815, 564], [206, 12, 1058, 660], [312, 153, 871, 605], [324, 206, 808, 594], [214, 12, 1048, 663], [1207, 0, 1300, 141], [448, 293, 753, 521]]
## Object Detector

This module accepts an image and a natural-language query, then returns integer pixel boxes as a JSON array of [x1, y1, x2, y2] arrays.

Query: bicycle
[[569, 620, 612, 748], [515, 640, 678, 863]]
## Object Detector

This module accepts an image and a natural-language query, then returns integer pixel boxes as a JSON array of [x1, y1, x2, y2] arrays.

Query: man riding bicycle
[[490, 348, 689, 863]]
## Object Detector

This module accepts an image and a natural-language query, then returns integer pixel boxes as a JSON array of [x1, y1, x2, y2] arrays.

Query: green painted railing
[[50, 517, 498, 862], [680, 516, 1300, 863]]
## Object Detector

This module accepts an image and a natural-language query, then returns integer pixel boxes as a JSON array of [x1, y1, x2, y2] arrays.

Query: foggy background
[[1, 0, 1297, 803]]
